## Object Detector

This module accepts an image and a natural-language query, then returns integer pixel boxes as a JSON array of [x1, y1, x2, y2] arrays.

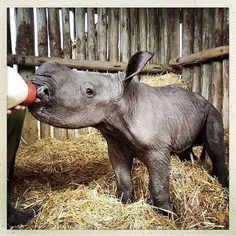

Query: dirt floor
[[11, 73, 229, 230]]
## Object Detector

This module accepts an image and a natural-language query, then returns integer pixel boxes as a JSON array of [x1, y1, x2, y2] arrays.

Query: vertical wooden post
[[148, 8, 158, 64], [87, 8, 96, 61], [71, 8, 77, 60], [62, 8, 72, 59], [15, 8, 38, 143], [37, 8, 51, 139], [48, 8, 67, 140], [48, 8, 62, 58], [182, 8, 194, 87], [108, 8, 119, 61], [162, 9, 170, 63], [75, 8, 86, 60], [222, 8, 229, 128], [37, 8, 48, 57], [163, 9, 169, 64], [97, 8, 107, 61], [120, 8, 130, 62], [157, 8, 165, 64], [201, 8, 214, 102], [138, 8, 147, 81], [130, 8, 138, 57], [212, 8, 223, 113], [168, 8, 180, 60], [192, 8, 202, 93], [139, 8, 147, 52]]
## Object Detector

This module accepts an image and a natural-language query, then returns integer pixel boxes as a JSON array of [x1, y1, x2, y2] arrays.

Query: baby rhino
[[29, 51, 228, 217]]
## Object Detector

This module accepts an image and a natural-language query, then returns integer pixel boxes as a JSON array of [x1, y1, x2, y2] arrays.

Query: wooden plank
[[192, 8, 202, 93], [87, 8, 96, 61], [163, 9, 169, 63], [182, 8, 194, 88], [169, 46, 228, 66], [48, 8, 67, 140], [37, 8, 50, 139], [97, 8, 107, 61], [37, 8, 48, 57], [108, 8, 119, 61], [75, 8, 86, 60], [212, 8, 223, 113], [62, 8, 72, 59], [70, 8, 76, 60], [130, 8, 140, 81], [222, 8, 229, 128], [48, 8, 62, 58], [130, 8, 138, 57], [168, 9, 180, 60], [8, 54, 175, 73], [15, 8, 38, 144], [157, 8, 165, 64], [148, 8, 158, 64], [7, 8, 12, 55], [222, 59, 229, 128], [120, 8, 130, 62], [201, 8, 214, 102], [139, 8, 147, 52]]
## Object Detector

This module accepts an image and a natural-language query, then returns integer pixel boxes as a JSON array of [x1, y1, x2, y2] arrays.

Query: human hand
[[7, 105, 26, 115]]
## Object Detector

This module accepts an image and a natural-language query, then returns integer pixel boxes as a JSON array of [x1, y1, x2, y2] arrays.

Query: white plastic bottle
[[7, 66, 36, 109]]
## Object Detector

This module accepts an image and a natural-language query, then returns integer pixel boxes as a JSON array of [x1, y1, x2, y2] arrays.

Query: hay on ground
[[12, 132, 229, 230]]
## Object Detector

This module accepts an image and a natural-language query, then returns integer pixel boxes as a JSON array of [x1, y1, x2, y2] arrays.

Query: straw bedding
[[11, 73, 229, 230]]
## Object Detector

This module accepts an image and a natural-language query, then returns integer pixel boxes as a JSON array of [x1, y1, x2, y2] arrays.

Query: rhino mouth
[[34, 88, 47, 103], [30, 81, 43, 102], [29, 80, 52, 117], [34, 97, 42, 103]]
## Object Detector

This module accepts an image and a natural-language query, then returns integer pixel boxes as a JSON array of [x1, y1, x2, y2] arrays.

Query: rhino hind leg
[[204, 107, 228, 187]]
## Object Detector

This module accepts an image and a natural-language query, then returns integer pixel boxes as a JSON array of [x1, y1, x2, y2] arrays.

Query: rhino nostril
[[44, 87, 50, 96], [37, 85, 51, 101]]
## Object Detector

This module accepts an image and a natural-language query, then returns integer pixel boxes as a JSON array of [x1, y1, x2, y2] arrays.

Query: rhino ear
[[124, 51, 153, 84]]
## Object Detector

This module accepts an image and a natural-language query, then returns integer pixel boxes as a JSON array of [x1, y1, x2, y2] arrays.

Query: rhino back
[[120, 83, 211, 153]]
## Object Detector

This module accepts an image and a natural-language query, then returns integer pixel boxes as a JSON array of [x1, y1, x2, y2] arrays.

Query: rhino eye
[[86, 88, 94, 97]]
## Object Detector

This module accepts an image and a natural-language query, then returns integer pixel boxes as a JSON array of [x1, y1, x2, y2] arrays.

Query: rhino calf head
[[29, 51, 228, 218], [29, 52, 152, 129]]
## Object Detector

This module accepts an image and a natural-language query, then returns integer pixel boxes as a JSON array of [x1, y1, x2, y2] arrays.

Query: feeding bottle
[[7, 66, 37, 109]]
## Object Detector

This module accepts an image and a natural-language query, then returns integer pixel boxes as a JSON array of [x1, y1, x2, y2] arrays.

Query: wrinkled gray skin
[[29, 51, 228, 217]]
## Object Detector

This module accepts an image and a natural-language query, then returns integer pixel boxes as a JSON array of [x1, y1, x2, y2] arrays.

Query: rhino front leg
[[142, 149, 173, 216], [106, 138, 134, 203]]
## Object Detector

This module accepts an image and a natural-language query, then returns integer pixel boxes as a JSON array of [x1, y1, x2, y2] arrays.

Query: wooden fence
[[7, 8, 229, 142]]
